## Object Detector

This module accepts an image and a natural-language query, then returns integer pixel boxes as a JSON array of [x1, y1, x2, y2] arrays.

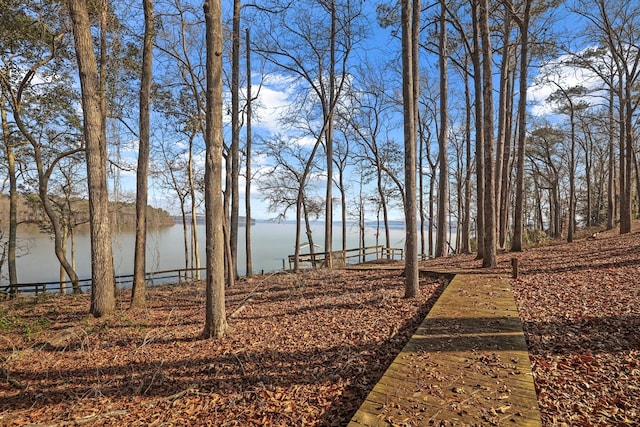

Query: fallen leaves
[[0, 269, 444, 425], [509, 230, 640, 426], [2, 227, 639, 425], [420, 225, 640, 426]]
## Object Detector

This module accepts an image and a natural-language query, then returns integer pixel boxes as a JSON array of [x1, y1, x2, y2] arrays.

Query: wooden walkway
[[348, 272, 542, 426]]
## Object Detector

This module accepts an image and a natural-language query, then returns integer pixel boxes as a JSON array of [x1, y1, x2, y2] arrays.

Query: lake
[[8, 220, 410, 286]]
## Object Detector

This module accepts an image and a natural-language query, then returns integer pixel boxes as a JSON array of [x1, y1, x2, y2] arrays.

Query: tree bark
[[0, 96, 18, 296], [245, 27, 253, 277], [401, 0, 419, 298], [324, 0, 337, 268], [68, 0, 115, 317], [230, 0, 241, 280], [607, 88, 616, 230], [435, 0, 448, 258], [495, 11, 512, 249], [471, 0, 485, 259], [132, 0, 154, 308], [509, 0, 531, 252], [67, 0, 116, 317], [480, 0, 496, 267], [202, 0, 228, 339], [461, 55, 472, 254]]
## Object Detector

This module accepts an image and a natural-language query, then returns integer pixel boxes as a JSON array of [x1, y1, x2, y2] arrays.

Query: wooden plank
[[348, 272, 542, 426]]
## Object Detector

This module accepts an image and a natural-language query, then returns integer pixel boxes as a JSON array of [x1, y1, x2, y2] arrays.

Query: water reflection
[[8, 221, 409, 286]]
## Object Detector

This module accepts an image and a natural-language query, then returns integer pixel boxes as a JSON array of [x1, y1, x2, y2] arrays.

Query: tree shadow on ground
[[1, 278, 447, 426]]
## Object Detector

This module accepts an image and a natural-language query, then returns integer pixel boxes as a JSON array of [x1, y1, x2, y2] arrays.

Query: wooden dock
[[348, 273, 542, 426]]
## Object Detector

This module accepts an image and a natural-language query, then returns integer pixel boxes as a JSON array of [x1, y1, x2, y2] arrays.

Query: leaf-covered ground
[[2, 227, 639, 426], [0, 269, 445, 426], [421, 226, 640, 426]]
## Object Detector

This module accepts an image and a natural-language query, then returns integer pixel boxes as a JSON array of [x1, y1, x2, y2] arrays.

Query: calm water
[[9, 220, 409, 286]]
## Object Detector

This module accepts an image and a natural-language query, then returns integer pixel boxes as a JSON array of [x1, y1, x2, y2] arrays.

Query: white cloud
[[250, 73, 301, 134], [254, 86, 291, 132], [529, 49, 609, 117]]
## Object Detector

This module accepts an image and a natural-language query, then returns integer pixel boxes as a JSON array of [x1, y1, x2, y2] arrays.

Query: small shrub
[[0, 309, 16, 332], [21, 316, 51, 341], [524, 228, 550, 246]]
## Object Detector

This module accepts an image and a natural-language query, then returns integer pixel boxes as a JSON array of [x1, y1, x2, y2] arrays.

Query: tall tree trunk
[[499, 66, 515, 248], [495, 11, 512, 249], [132, 0, 154, 308], [223, 152, 235, 287], [509, 0, 531, 252], [480, 0, 496, 267], [429, 165, 436, 257], [339, 162, 347, 256], [245, 27, 253, 277], [293, 139, 323, 272], [67, 0, 116, 316], [582, 127, 592, 227], [471, 0, 484, 259], [435, 0, 448, 258], [324, 0, 337, 268], [230, 0, 240, 279], [180, 202, 190, 277], [462, 56, 472, 254], [202, 0, 228, 339], [607, 88, 616, 230], [188, 133, 200, 280], [60, 226, 69, 293], [376, 168, 391, 248], [568, 109, 576, 243], [401, 0, 419, 298], [552, 184, 561, 238], [633, 146, 640, 219], [620, 83, 633, 233], [0, 97, 18, 297], [419, 123, 426, 257], [359, 181, 365, 262]]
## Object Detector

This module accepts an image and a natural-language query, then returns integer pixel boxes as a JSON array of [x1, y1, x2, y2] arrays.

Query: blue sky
[[110, 0, 605, 222]]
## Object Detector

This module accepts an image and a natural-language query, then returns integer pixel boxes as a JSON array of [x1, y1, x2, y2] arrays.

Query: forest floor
[[1, 225, 639, 426]]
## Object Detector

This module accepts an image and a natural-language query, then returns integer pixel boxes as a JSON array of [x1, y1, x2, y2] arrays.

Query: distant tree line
[[0, 194, 174, 229]]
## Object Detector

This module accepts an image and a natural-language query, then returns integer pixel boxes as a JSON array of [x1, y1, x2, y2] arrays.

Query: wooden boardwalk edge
[[348, 272, 542, 426]]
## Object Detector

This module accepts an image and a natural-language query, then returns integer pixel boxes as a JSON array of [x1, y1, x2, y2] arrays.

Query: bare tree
[[202, 0, 228, 338], [546, 84, 590, 242], [229, 0, 241, 280], [154, 0, 206, 279], [528, 125, 566, 238], [244, 27, 254, 277], [258, 134, 324, 271], [401, 0, 419, 297], [435, 0, 448, 258], [131, 0, 155, 308], [572, 0, 640, 234], [344, 61, 405, 250], [479, 0, 496, 267], [0, 90, 18, 296], [67, 0, 116, 317], [507, 0, 532, 252], [470, 0, 485, 259], [154, 137, 195, 276], [254, 0, 362, 267]]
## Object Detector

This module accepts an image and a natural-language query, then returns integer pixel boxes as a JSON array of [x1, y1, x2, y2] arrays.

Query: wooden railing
[[0, 267, 207, 298], [286, 245, 404, 271], [1, 245, 406, 298]]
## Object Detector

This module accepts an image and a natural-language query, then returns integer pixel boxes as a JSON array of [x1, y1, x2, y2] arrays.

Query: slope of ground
[[420, 226, 640, 426], [0, 270, 445, 426], [1, 226, 639, 426]]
